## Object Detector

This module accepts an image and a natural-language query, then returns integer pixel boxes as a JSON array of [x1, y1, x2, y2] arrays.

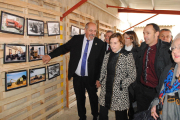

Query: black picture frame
[[5, 70, 27, 91], [47, 21, 60, 36], [80, 28, 85, 35], [0, 11, 25, 35], [27, 18, 44, 36], [47, 63, 60, 80], [4, 44, 27, 64], [71, 25, 79, 36], [29, 67, 46, 85], [46, 43, 59, 54], [28, 45, 45, 62]]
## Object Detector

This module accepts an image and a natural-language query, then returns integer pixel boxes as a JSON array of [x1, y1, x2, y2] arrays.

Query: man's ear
[[85, 28, 87, 33], [155, 31, 159, 38]]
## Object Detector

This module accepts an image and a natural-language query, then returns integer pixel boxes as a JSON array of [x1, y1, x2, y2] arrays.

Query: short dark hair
[[160, 28, 172, 33], [146, 23, 160, 33], [109, 33, 124, 46]]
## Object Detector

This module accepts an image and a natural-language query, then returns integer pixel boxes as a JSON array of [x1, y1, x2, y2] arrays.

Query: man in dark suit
[[42, 22, 105, 120], [104, 30, 113, 53]]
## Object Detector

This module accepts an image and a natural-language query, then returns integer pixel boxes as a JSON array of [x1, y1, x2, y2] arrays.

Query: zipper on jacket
[[110, 53, 121, 108]]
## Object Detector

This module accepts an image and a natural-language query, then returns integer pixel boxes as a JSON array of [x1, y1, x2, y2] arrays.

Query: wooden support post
[[96, 20, 100, 38]]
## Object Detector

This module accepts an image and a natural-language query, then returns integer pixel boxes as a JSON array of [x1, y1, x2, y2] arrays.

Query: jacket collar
[[139, 39, 162, 51], [120, 47, 127, 53]]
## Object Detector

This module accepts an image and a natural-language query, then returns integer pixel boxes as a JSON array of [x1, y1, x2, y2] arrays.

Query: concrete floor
[[53, 88, 116, 120]]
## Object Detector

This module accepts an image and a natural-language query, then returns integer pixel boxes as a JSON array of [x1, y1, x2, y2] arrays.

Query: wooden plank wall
[[96, 20, 113, 41], [0, 0, 66, 119], [65, 9, 94, 108]]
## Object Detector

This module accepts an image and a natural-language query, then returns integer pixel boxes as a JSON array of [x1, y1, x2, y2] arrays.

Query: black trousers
[[128, 91, 135, 120], [73, 75, 98, 120], [135, 83, 157, 113], [99, 105, 128, 120]]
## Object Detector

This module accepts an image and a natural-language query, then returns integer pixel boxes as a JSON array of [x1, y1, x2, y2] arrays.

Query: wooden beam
[[107, 5, 180, 15], [118, 8, 180, 15], [60, 0, 87, 21]]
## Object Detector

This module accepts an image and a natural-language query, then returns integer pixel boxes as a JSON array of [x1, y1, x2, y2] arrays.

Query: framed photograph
[[71, 25, 79, 36], [47, 63, 60, 80], [46, 43, 59, 54], [80, 29, 85, 35], [27, 18, 44, 36], [29, 67, 46, 85], [28, 45, 45, 62], [0, 11, 25, 35], [5, 70, 27, 91], [47, 21, 60, 36], [4, 44, 26, 64]]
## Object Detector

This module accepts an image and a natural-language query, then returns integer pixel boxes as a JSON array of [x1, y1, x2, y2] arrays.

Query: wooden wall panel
[[0, 0, 66, 119], [96, 20, 114, 41]]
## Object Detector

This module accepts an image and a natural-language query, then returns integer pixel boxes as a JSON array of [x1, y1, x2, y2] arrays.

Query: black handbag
[[133, 109, 154, 120], [133, 102, 161, 120]]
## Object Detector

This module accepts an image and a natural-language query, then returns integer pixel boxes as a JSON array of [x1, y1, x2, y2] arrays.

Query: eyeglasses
[[124, 37, 130, 39], [170, 45, 180, 51]]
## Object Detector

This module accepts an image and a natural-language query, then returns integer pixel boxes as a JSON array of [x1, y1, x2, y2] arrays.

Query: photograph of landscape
[[29, 67, 46, 85], [6, 70, 27, 91]]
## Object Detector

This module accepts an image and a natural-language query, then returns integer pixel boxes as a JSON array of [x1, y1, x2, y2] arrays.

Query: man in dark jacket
[[134, 23, 172, 112], [42, 22, 105, 120]]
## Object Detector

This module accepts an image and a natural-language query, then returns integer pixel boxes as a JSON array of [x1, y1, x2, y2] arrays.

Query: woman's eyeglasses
[[170, 45, 180, 51]]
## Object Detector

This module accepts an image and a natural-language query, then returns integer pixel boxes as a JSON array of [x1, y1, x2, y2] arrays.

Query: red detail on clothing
[[159, 93, 163, 97], [108, 45, 110, 50], [141, 44, 158, 88]]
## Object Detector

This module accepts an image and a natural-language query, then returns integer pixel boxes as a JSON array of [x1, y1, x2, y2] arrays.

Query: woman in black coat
[[123, 31, 139, 120]]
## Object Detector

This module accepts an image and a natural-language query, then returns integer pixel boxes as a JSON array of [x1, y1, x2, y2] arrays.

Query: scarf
[[159, 66, 180, 105]]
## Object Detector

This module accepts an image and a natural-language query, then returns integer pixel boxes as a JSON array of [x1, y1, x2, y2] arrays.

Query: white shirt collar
[[125, 44, 133, 51]]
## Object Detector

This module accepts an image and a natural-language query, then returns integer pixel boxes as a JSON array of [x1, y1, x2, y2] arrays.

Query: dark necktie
[[81, 40, 89, 76], [108, 45, 110, 50], [144, 47, 151, 82]]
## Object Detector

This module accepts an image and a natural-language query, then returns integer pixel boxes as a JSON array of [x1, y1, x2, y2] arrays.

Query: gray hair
[[85, 22, 96, 29], [171, 33, 180, 46], [106, 30, 113, 34]]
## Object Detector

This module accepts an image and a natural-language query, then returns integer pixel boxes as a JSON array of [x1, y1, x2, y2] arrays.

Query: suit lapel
[[105, 42, 107, 51], [76, 35, 84, 60], [88, 38, 98, 61]]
